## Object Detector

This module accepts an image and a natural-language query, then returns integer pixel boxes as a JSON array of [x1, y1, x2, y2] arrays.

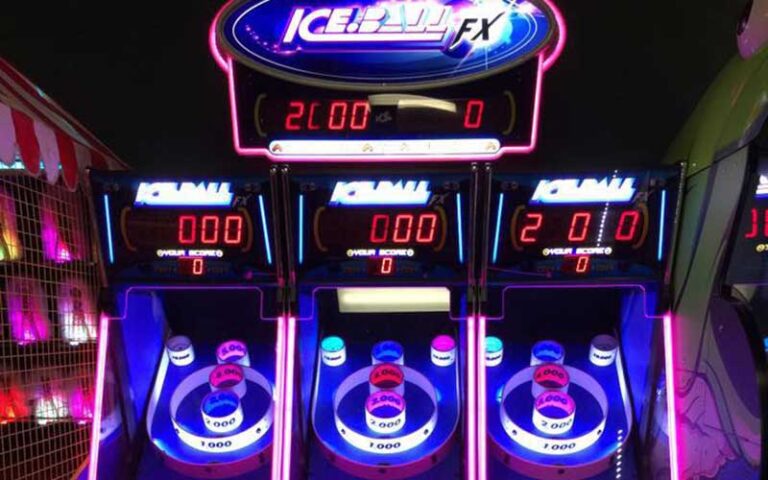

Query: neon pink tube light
[[663, 313, 681, 480], [542, 0, 567, 71], [271, 315, 287, 480], [88, 314, 110, 480], [466, 315, 478, 480], [477, 316, 488, 480], [281, 316, 297, 480]]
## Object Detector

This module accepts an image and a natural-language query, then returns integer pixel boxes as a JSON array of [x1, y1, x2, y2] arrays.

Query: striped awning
[[0, 57, 126, 190]]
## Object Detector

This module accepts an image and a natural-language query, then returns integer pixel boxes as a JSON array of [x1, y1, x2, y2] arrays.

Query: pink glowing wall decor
[[0, 186, 22, 261], [58, 279, 97, 345], [6, 276, 50, 345], [40, 194, 83, 263]]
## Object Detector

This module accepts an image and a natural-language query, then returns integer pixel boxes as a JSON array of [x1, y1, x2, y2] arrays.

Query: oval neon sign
[[215, 0, 558, 88]]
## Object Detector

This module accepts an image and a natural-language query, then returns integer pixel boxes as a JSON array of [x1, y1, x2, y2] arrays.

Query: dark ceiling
[[0, 1, 746, 172]]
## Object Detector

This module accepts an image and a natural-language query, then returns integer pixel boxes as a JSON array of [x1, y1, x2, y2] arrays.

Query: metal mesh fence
[[0, 170, 101, 480]]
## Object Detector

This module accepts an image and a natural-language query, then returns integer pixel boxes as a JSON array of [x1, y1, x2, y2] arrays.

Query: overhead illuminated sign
[[530, 178, 637, 204], [329, 180, 431, 206], [215, 0, 557, 87], [281, 3, 507, 51], [134, 182, 234, 207]]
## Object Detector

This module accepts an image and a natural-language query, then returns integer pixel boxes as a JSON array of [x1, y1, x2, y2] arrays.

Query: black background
[[0, 1, 745, 172]]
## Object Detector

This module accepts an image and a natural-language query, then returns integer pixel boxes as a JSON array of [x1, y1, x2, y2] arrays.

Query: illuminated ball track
[[312, 339, 461, 480], [486, 340, 633, 480], [144, 341, 275, 479]]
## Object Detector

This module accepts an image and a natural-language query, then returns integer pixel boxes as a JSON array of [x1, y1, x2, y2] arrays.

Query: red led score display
[[511, 208, 648, 250], [489, 171, 678, 281], [369, 213, 439, 244], [725, 194, 768, 283], [743, 208, 768, 239], [261, 96, 505, 138], [285, 100, 371, 131], [122, 210, 252, 252], [314, 208, 445, 255], [178, 257, 205, 276], [177, 214, 245, 246], [283, 99, 486, 132]]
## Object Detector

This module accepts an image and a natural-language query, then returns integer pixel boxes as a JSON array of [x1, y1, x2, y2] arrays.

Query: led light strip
[[170, 366, 273, 453], [500, 366, 607, 455], [333, 366, 437, 455], [268, 139, 501, 157]]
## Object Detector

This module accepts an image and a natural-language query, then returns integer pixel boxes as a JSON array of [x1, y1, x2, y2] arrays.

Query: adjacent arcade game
[[662, 4, 768, 478], [478, 168, 683, 479], [281, 170, 476, 480], [210, 0, 566, 479], [88, 173, 285, 480]]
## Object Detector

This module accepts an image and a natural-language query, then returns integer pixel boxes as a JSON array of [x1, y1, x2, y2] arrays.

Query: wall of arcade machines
[[82, 0, 691, 479], [84, 1, 768, 480]]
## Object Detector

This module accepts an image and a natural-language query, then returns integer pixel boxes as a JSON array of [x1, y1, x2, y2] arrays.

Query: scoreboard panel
[[92, 174, 276, 283]]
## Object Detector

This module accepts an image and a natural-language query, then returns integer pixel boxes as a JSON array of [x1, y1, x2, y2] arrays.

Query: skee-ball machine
[[88, 173, 285, 480], [478, 168, 684, 480]]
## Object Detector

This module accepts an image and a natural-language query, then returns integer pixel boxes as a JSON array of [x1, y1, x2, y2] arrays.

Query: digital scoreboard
[[93, 174, 276, 282], [292, 174, 470, 283], [213, 0, 563, 160], [231, 61, 536, 159], [488, 169, 681, 280]]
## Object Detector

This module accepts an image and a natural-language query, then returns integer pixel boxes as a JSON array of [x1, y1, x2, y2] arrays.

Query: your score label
[[347, 249, 414, 258], [542, 247, 613, 256], [157, 249, 224, 258]]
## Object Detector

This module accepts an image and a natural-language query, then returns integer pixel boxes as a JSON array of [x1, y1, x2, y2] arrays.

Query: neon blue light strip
[[258, 195, 273, 265], [456, 193, 464, 264], [298, 195, 304, 265], [102, 194, 115, 264], [657, 189, 666, 261], [492, 193, 504, 264]]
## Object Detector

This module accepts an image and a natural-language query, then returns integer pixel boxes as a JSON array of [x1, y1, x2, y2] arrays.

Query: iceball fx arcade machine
[[478, 168, 683, 479], [88, 173, 284, 480], [281, 171, 475, 480]]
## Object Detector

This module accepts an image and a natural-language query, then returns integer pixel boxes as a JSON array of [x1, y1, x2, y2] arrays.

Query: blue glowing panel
[[90, 173, 278, 283], [218, 0, 556, 88], [289, 172, 472, 284], [487, 168, 681, 282]]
